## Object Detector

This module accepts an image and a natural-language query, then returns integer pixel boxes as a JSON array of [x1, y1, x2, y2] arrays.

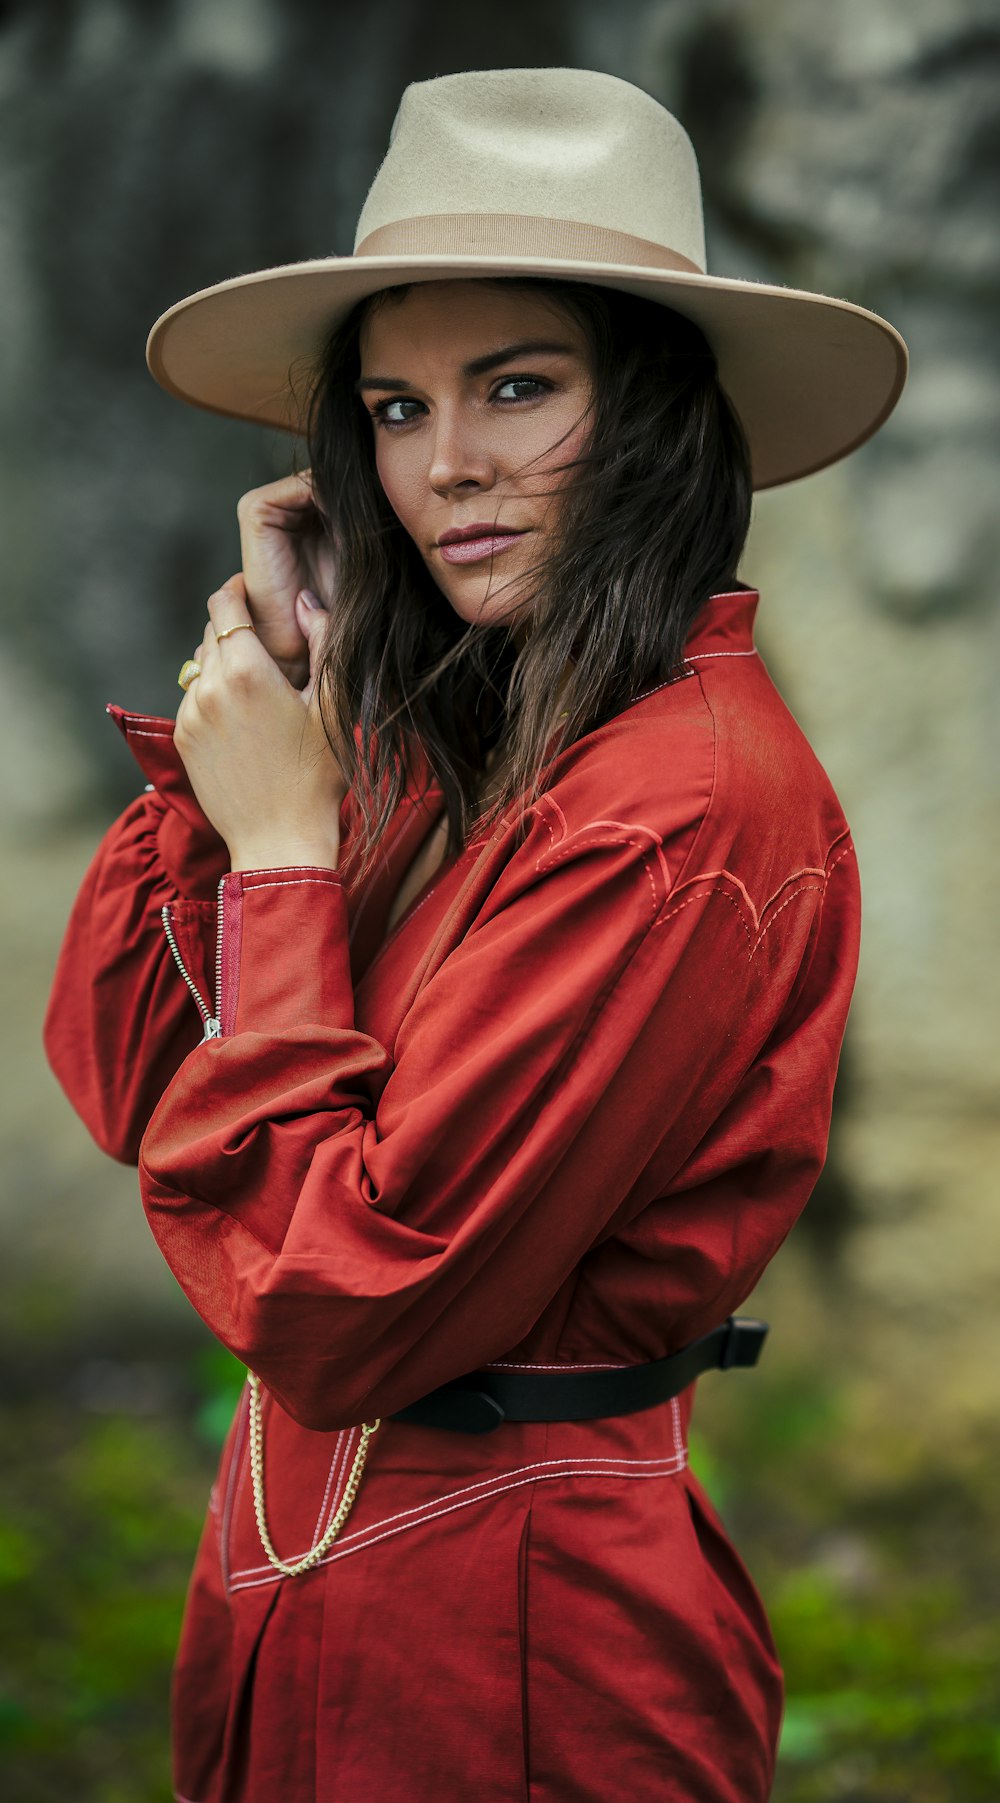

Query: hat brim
[[145, 253, 908, 491]]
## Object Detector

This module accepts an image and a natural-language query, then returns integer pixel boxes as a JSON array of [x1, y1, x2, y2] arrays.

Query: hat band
[[354, 212, 703, 275]]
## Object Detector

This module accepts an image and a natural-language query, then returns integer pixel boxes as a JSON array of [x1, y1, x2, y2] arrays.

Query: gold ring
[[178, 658, 202, 690], [215, 622, 257, 641]]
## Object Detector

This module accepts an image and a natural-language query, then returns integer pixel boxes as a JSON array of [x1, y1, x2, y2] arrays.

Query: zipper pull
[[202, 1017, 222, 1040]]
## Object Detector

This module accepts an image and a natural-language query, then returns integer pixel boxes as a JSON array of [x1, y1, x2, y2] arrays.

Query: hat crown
[[354, 67, 707, 273], [145, 66, 908, 492]]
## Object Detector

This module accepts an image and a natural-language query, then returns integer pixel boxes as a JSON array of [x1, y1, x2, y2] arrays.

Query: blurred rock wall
[[2, 0, 997, 1444], [628, 0, 1000, 1438]]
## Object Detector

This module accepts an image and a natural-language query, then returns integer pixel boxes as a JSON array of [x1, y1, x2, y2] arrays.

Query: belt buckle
[[719, 1316, 769, 1369], [392, 1381, 506, 1433]]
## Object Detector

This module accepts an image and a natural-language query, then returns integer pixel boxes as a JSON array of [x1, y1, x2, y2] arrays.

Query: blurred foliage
[[690, 1359, 1000, 1802], [0, 1342, 245, 1802], [1, 1336, 998, 1799]]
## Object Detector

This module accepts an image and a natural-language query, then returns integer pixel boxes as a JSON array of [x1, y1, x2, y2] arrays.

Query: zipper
[[214, 873, 226, 1028], [160, 874, 227, 1040]]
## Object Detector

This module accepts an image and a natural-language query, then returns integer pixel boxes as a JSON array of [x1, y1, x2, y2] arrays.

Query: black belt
[[390, 1316, 768, 1434]]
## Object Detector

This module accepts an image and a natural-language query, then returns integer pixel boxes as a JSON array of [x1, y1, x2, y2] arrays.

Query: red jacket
[[45, 588, 859, 1803]]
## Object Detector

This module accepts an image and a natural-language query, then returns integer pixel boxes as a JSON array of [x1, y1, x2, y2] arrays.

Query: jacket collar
[[105, 703, 208, 832], [683, 586, 759, 658]]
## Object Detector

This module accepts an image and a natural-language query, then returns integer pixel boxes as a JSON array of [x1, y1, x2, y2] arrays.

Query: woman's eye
[[370, 397, 424, 429], [494, 376, 550, 403], [369, 375, 550, 429]]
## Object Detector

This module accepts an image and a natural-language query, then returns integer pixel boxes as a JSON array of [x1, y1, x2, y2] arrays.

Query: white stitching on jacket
[[485, 1359, 629, 1371], [536, 831, 668, 924], [219, 1384, 249, 1596], [671, 1396, 684, 1462], [684, 650, 760, 661], [311, 1429, 349, 1545], [230, 1451, 687, 1578], [748, 884, 824, 958], [239, 876, 341, 892], [630, 646, 758, 707], [826, 843, 856, 879], [227, 1450, 688, 1589], [649, 845, 855, 956]]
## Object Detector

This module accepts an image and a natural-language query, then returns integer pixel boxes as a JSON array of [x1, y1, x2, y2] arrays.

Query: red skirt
[[171, 1381, 783, 1802]]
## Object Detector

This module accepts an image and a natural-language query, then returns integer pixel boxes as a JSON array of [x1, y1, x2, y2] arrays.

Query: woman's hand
[[237, 471, 337, 688], [175, 575, 345, 872]]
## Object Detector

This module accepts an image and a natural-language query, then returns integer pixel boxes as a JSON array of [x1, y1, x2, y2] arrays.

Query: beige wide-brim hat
[[146, 67, 908, 491]]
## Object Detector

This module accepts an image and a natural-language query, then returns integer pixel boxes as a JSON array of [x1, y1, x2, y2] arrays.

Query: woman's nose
[[427, 408, 497, 497]]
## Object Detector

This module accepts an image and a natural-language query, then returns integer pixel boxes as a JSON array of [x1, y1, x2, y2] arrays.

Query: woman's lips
[[438, 530, 528, 566]]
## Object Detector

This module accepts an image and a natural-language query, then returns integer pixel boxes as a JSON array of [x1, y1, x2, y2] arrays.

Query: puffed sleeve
[[42, 710, 230, 1163], [44, 706, 368, 1164], [137, 797, 855, 1432]]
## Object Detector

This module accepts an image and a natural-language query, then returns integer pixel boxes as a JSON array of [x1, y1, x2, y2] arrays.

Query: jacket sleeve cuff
[[106, 704, 229, 898], [218, 867, 354, 1036]]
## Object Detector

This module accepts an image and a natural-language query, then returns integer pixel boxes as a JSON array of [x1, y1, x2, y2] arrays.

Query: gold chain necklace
[[247, 1372, 380, 1578]]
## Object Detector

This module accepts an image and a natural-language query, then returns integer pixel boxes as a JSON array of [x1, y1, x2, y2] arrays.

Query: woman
[[44, 68, 907, 1803]]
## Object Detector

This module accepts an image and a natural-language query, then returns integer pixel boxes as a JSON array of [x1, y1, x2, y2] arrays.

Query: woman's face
[[358, 281, 594, 636]]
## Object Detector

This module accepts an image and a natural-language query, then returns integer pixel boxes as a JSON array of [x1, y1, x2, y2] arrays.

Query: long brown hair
[[302, 277, 752, 880]]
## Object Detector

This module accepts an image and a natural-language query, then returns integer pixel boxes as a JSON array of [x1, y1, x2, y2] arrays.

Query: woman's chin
[[440, 585, 533, 634]]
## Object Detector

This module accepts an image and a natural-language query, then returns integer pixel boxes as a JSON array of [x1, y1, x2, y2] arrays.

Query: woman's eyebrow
[[356, 339, 577, 393]]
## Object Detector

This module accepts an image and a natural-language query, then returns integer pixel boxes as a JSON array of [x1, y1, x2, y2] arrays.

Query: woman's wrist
[[227, 836, 340, 873]]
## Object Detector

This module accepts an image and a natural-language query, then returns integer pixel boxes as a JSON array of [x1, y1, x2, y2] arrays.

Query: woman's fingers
[[235, 474, 323, 673], [294, 588, 330, 703], [173, 564, 346, 860], [177, 621, 211, 696], [182, 574, 316, 734], [308, 536, 338, 611], [236, 469, 316, 521], [181, 578, 257, 717], [206, 572, 253, 636], [236, 472, 319, 574]]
